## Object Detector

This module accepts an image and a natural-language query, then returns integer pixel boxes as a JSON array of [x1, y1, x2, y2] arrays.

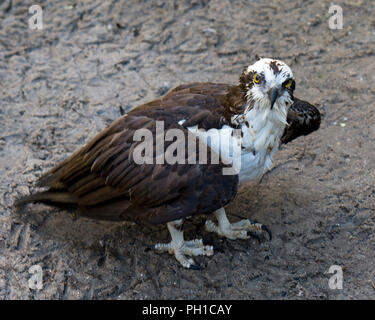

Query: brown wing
[[132, 82, 230, 130], [281, 97, 321, 145], [35, 84, 238, 224]]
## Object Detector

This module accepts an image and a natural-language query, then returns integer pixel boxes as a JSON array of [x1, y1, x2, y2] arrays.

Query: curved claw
[[261, 224, 272, 241], [213, 245, 225, 253], [189, 264, 202, 271], [202, 239, 224, 253], [248, 231, 261, 243]]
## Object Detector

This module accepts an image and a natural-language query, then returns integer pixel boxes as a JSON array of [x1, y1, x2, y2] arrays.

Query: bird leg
[[205, 208, 272, 241], [153, 219, 214, 269]]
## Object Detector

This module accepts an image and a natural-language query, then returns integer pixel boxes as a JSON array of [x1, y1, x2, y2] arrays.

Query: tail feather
[[14, 191, 78, 208]]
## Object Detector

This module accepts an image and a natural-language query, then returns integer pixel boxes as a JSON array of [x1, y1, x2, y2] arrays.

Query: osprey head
[[241, 58, 295, 110]]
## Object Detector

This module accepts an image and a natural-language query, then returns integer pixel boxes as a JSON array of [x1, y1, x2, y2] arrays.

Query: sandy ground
[[0, 0, 374, 299]]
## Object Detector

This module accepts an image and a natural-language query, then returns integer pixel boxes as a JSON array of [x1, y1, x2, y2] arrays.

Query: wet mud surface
[[0, 0, 374, 299]]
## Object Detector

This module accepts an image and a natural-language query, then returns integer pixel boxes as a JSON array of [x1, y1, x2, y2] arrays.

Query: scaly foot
[[153, 219, 213, 269], [205, 208, 272, 241]]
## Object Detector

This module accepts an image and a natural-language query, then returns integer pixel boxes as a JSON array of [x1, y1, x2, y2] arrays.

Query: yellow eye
[[284, 79, 293, 89], [253, 73, 260, 84]]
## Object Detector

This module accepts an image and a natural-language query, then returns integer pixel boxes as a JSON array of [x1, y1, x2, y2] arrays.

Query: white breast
[[237, 104, 287, 183], [185, 101, 288, 184]]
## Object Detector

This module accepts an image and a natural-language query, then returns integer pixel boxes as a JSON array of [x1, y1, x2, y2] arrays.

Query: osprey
[[16, 58, 320, 269]]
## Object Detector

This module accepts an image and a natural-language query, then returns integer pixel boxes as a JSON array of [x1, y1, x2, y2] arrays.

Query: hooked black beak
[[268, 87, 281, 109]]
